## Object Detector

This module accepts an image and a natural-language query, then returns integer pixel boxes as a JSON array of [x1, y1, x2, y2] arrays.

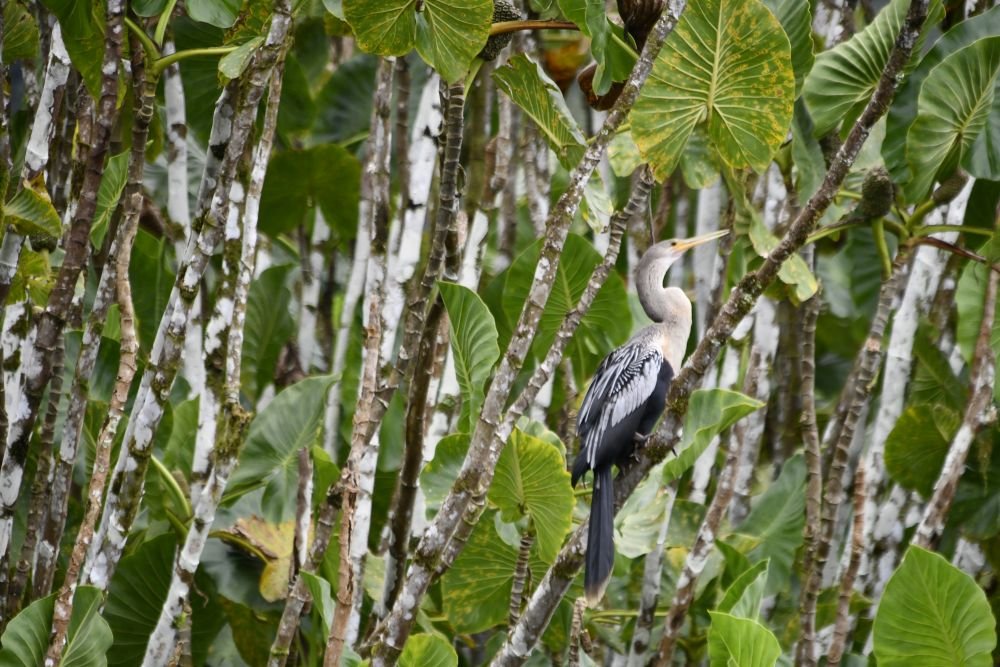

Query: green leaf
[[399, 634, 458, 667], [241, 264, 295, 401], [104, 534, 223, 666], [39, 0, 105, 98], [678, 126, 720, 189], [736, 454, 805, 592], [500, 234, 632, 384], [438, 281, 500, 433], [556, 0, 635, 94], [608, 131, 643, 178], [218, 35, 264, 80], [884, 404, 961, 497], [883, 5, 1000, 184], [488, 429, 574, 563], [707, 611, 782, 667], [344, 0, 492, 83], [662, 389, 764, 484], [875, 546, 997, 666], [803, 0, 941, 136], [493, 55, 587, 169], [903, 38, 1000, 202], [420, 433, 469, 514], [617, 492, 705, 558], [632, 0, 795, 178], [442, 519, 518, 633], [718, 559, 769, 619], [259, 144, 361, 238], [3, 2, 39, 61], [128, 230, 175, 357], [91, 152, 130, 248], [4, 185, 61, 240], [749, 211, 818, 302], [761, 0, 813, 96], [9, 248, 52, 305], [187, 0, 240, 28], [301, 571, 335, 630], [228, 375, 336, 521], [0, 595, 54, 667], [911, 322, 968, 410]]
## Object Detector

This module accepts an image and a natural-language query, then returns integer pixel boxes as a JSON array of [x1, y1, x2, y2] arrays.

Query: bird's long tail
[[585, 466, 615, 606]]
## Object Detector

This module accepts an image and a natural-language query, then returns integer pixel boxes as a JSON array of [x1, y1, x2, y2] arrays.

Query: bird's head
[[648, 228, 730, 268]]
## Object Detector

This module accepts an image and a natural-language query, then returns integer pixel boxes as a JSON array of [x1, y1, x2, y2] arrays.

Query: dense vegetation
[[0, 0, 999, 665]]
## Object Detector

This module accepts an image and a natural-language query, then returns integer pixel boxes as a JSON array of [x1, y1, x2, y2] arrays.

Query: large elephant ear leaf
[[343, 0, 492, 83], [903, 37, 1000, 202], [631, 0, 795, 179], [875, 546, 997, 666], [803, 0, 942, 137]]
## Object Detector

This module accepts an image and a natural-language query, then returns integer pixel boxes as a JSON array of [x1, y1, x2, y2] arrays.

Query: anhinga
[[572, 229, 728, 604]]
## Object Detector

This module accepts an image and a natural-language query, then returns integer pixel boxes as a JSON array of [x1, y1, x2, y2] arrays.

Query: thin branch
[[828, 461, 867, 666], [509, 529, 535, 627]]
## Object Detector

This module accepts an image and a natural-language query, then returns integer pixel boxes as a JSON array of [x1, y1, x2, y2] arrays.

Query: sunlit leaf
[[632, 0, 795, 178], [420, 433, 469, 515], [4, 185, 61, 240], [399, 634, 458, 667], [218, 36, 264, 80], [875, 547, 996, 666], [718, 559, 769, 620], [488, 429, 573, 563], [749, 211, 818, 302], [343, 0, 492, 83], [707, 611, 781, 667]]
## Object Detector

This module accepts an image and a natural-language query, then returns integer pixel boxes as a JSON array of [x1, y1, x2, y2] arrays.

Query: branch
[[913, 235, 999, 547], [489, 20, 579, 35], [827, 461, 867, 666], [495, 1, 931, 661]]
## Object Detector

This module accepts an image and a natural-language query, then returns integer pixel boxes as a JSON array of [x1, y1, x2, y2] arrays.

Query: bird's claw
[[633, 432, 650, 445]]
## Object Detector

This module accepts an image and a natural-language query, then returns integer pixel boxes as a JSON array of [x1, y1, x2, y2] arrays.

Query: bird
[[572, 229, 728, 604]]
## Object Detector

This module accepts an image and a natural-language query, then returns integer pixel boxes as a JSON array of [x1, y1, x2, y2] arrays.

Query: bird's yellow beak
[[672, 229, 729, 252]]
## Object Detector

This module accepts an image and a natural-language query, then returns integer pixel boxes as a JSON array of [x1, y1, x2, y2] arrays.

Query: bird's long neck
[[635, 250, 692, 372]]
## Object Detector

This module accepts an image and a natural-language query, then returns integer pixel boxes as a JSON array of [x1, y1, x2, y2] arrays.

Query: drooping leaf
[[884, 404, 961, 497], [301, 571, 336, 630], [493, 55, 587, 169], [875, 547, 996, 666], [500, 234, 632, 383], [91, 152, 130, 248], [707, 611, 782, 667], [4, 185, 61, 240], [718, 559, 769, 620], [399, 634, 458, 667], [903, 37, 1000, 202], [104, 534, 223, 666], [343, 0, 492, 83], [3, 2, 39, 61], [225, 517, 297, 602], [884, 5, 1000, 184], [38, 0, 105, 98], [662, 389, 764, 484], [438, 281, 500, 433], [227, 375, 336, 521], [761, 0, 813, 95], [736, 454, 805, 592], [749, 210, 818, 302], [259, 144, 361, 239], [632, 0, 795, 178], [241, 264, 295, 400], [556, 0, 636, 94], [803, 0, 941, 136], [488, 429, 574, 563]]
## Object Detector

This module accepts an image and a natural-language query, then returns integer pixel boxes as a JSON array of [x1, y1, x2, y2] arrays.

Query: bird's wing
[[577, 343, 663, 469]]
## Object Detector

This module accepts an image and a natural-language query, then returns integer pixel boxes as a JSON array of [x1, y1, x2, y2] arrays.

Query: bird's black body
[[572, 339, 674, 602]]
